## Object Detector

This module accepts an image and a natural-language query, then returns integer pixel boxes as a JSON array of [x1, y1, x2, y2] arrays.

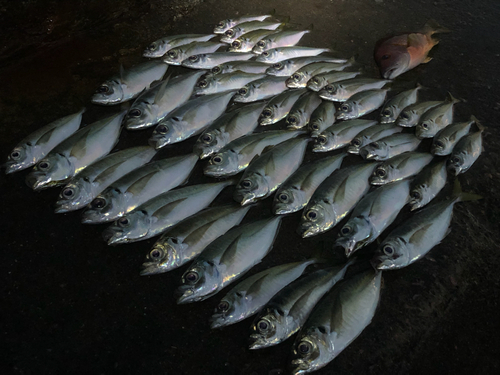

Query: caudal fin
[[452, 179, 482, 203], [423, 19, 451, 35]]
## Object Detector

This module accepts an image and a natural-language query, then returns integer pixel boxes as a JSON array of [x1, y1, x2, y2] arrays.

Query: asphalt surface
[[1, 1, 499, 374]]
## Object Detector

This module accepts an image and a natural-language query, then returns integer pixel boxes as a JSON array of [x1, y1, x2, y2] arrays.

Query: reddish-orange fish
[[374, 20, 450, 79]]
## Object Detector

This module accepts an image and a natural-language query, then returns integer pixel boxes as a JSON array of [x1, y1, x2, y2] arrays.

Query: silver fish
[[252, 29, 311, 54], [141, 204, 251, 275], [204, 130, 302, 177], [54, 146, 156, 214], [81, 154, 197, 224], [182, 52, 254, 69], [234, 137, 309, 205], [335, 179, 410, 257], [298, 162, 376, 238], [306, 71, 361, 92], [286, 60, 353, 89], [25, 112, 124, 191], [220, 20, 283, 44], [256, 47, 332, 64], [5, 108, 84, 174], [273, 153, 346, 215], [307, 101, 336, 137], [431, 116, 475, 156], [415, 94, 460, 138], [143, 34, 216, 58], [318, 78, 390, 102], [232, 76, 288, 103], [210, 61, 270, 75], [124, 71, 205, 130], [313, 119, 377, 152], [347, 123, 403, 155], [370, 152, 433, 185], [214, 15, 273, 34], [227, 29, 278, 53], [162, 40, 224, 65], [177, 216, 282, 303], [149, 91, 235, 149], [193, 101, 266, 159], [447, 123, 483, 175], [379, 85, 421, 123], [259, 89, 307, 125], [336, 89, 388, 120], [290, 269, 382, 375], [265, 56, 346, 77], [211, 260, 316, 329], [249, 261, 353, 350], [194, 72, 266, 96], [359, 133, 421, 161], [102, 180, 233, 245], [286, 92, 322, 129], [91, 61, 167, 105], [396, 100, 442, 127], [408, 159, 447, 210]]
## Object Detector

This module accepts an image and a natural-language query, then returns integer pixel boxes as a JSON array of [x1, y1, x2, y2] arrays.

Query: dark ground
[[1, 1, 500, 374]]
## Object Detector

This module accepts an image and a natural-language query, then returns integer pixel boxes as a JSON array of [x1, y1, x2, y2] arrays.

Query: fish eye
[[225, 29, 234, 37], [400, 113, 409, 119], [240, 179, 252, 189], [211, 155, 223, 164], [238, 87, 248, 95], [217, 21, 224, 27], [156, 124, 168, 134], [10, 150, 21, 160], [278, 193, 289, 202], [341, 104, 349, 111], [272, 63, 282, 69], [451, 156, 461, 164], [306, 210, 318, 220], [257, 41, 266, 48], [311, 123, 319, 130], [257, 319, 269, 331], [292, 73, 301, 81], [298, 341, 311, 354], [376, 168, 387, 177], [262, 109, 272, 117], [91, 197, 106, 209], [287, 116, 297, 124], [211, 66, 221, 74], [383, 244, 394, 255], [129, 109, 142, 117], [62, 187, 74, 198], [421, 123, 429, 129], [217, 301, 230, 312], [96, 85, 109, 93], [381, 54, 391, 60], [352, 139, 361, 146], [371, 142, 381, 149], [317, 135, 327, 144], [324, 85, 334, 92], [262, 51, 269, 57], [185, 271, 199, 283], [188, 55, 199, 62], [167, 50, 177, 58], [311, 78, 319, 84], [382, 109, 391, 116], [232, 40, 241, 48], [150, 248, 163, 259], [201, 134, 213, 143], [198, 79, 208, 88], [38, 161, 50, 170], [148, 43, 157, 51], [341, 225, 352, 235], [434, 140, 445, 148], [410, 190, 421, 200], [118, 217, 130, 227]]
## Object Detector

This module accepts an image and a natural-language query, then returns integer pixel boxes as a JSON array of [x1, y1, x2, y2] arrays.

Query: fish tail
[[452, 179, 482, 203], [306, 23, 314, 33], [471, 115, 486, 132], [422, 19, 451, 36], [447, 92, 462, 104]]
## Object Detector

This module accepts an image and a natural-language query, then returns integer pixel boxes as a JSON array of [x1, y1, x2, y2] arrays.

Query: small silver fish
[[265, 56, 345, 77], [210, 61, 270, 75], [144, 34, 216, 58], [447, 122, 484, 175], [232, 76, 288, 103], [227, 29, 278, 53], [162, 41, 224, 65], [380, 85, 421, 123], [286, 92, 322, 129], [181, 52, 254, 69], [214, 15, 272, 34], [256, 46, 332, 64], [252, 29, 311, 54], [359, 133, 421, 161], [259, 89, 307, 125], [415, 94, 460, 138], [220, 20, 283, 44], [431, 116, 475, 156], [370, 151, 433, 185], [286, 60, 353, 89], [408, 159, 447, 210], [313, 119, 377, 152], [396, 100, 442, 127], [347, 123, 403, 155], [307, 101, 336, 137], [336, 89, 388, 120], [318, 78, 390, 102], [5, 108, 84, 174], [306, 70, 361, 92], [194, 72, 266, 96]]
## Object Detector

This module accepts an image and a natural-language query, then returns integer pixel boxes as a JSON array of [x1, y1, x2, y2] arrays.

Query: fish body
[[227, 29, 278, 53], [143, 34, 216, 58], [307, 71, 361, 92], [124, 71, 205, 130], [313, 119, 377, 152], [194, 72, 266, 96], [307, 101, 336, 137], [335, 179, 410, 256], [286, 61, 353, 88], [249, 262, 352, 350], [182, 52, 254, 69], [359, 133, 421, 161], [431, 117, 474, 156], [252, 29, 311, 54], [214, 15, 272, 34], [256, 47, 332, 64], [336, 89, 388, 120], [177, 216, 282, 303], [210, 260, 316, 328], [409, 159, 447, 210], [149, 91, 235, 149], [91, 61, 167, 105], [141, 204, 251, 275], [286, 92, 322, 129], [233, 76, 288, 103], [396, 100, 442, 127], [193, 101, 266, 159], [5, 108, 84, 174], [347, 123, 403, 155], [26, 112, 123, 191], [102, 180, 233, 245], [259, 89, 307, 125], [298, 162, 376, 238], [162, 40, 224, 65], [234, 137, 309, 205], [210, 60, 270, 75], [273, 153, 346, 214], [447, 125, 483, 175], [370, 151, 433, 185], [81, 154, 197, 224], [265, 56, 345, 77], [204, 130, 302, 177], [220, 20, 283, 44], [415, 95, 460, 138], [290, 269, 381, 374], [318, 78, 390, 102], [54, 146, 156, 213], [380, 86, 421, 123]]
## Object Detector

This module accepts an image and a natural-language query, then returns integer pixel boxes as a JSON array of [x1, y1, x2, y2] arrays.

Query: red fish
[[374, 20, 450, 79]]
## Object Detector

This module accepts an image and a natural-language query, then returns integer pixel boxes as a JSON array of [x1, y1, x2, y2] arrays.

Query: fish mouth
[[3, 161, 22, 174], [148, 136, 167, 150], [54, 202, 72, 214], [176, 287, 199, 304], [447, 165, 460, 176], [140, 263, 162, 276], [248, 334, 268, 350], [25, 173, 50, 191], [369, 177, 385, 185], [347, 145, 359, 154], [209, 315, 226, 329], [335, 238, 357, 257], [298, 224, 319, 239], [290, 359, 310, 375], [102, 228, 126, 245], [382, 67, 399, 80]]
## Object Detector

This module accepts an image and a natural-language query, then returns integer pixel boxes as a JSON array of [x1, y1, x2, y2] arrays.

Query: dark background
[[1, 1, 499, 374]]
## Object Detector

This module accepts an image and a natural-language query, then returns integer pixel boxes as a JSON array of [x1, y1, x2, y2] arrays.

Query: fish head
[[265, 61, 286, 76], [210, 292, 246, 329], [257, 49, 278, 63], [396, 109, 417, 127], [273, 187, 307, 214], [4, 143, 33, 174], [374, 43, 410, 79], [81, 188, 125, 224], [181, 53, 209, 69], [335, 217, 370, 257], [214, 19, 234, 34], [249, 308, 283, 349], [380, 105, 397, 124], [149, 117, 186, 149], [307, 76, 328, 92], [447, 151, 466, 176], [233, 172, 269, 205], [143, 39, 169, 58], [140, 238, 188, 276], [408, 184, 428, 210], [298, 202, 335, 238], [54, 179, 94, 213], [252, 38, 269, 54], [220, 26, 241, 44], [318, 83, 341, 101], [25, 153, 72, 191], [308, 118, 325, 137], [91, 80, 125, 105], [312, 132, 336, 152], [290, 328, 332, 375], [430, 138, 448, 156], [371, 238, 409, 270], [193, 75, 216, 96], [124, 101, 158, 130], [370, 163, 395, 185], [210, 64, 226, 75], [228, 37, 250, 52], [286, 72, 306, 89], [101, 210, 151, 245], [347, 136, 365, 154], [336, 101, 358, 121], [193, 129, 226, 159], [232, 84, 255, 103], [162, 48, 186, 65], [203, 150, 239, 177], [286, 110, 306, 129], [176, 260, 219, 304], [415, 119, 437, 139], [259, 105, 278, 125], [359, 141, 388, 160]]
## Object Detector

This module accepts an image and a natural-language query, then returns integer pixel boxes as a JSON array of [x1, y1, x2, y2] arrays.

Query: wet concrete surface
[[1, 0, 500, 374]]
